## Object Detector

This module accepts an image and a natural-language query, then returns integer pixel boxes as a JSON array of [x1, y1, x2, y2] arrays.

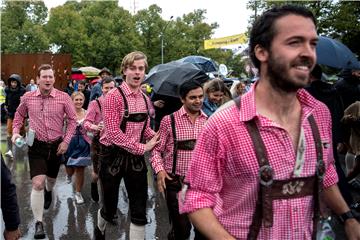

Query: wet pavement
[[0, 123, 358, 239]]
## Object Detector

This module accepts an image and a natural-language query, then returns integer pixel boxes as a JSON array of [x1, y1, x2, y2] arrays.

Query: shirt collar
[[121, 82, 141, 97], [239, 82, 319, 122], [178, 106, 208, 119], [34, 88, 56, 97]]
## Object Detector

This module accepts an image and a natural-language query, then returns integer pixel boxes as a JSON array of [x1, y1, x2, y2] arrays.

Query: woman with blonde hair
[[65, 91, 91, 204], [202, 78, 230, 117]]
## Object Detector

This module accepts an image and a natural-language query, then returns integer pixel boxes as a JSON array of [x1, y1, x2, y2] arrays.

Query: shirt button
[[294, 228, 299, 232]]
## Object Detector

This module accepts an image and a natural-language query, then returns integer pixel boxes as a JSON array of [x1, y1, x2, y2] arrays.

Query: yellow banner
[[204, 33, 247, 49]]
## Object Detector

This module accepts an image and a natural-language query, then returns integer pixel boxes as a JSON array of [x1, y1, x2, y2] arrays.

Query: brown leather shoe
[[34, 221, 45, 239]]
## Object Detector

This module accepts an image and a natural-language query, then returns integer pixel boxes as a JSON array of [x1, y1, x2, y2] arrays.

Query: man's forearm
[[189, 208, 235, 240], [323, 184, 350, 215]]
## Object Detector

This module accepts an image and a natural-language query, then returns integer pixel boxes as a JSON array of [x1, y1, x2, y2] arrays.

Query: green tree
[[1, 1, 49, 53], [45, 2, 89, 66], [246, 0, 360, 57]]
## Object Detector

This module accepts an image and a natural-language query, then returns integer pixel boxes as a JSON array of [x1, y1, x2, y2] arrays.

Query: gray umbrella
[[316, 36, 360, 69]]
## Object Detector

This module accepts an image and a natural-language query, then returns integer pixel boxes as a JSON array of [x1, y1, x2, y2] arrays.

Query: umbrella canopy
[[316, 36, 360, 69], [145, 61, 209, 98], [78, 66, 101, 78], [177, 55, 218, 73]]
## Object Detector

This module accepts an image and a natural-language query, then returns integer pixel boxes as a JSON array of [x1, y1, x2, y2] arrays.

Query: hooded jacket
[[5, 74, 26, 119]]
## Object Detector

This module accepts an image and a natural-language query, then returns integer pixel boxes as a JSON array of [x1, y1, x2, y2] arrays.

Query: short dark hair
[[101, 76, 115, 86], [37, 64, 53, 77], [249, 5, 316, 69], [78, 80, 86, 86], [179, 80, 203, 99]]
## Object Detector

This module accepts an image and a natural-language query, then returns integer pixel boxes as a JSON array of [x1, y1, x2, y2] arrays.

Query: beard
[[267, 51, 313, 93]]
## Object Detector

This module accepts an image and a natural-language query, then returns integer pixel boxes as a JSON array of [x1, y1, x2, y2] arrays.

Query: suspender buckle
[[259, 165, 274, 186]]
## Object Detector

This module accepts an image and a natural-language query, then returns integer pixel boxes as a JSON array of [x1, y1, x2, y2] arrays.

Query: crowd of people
[[1, 4, 360, 240]]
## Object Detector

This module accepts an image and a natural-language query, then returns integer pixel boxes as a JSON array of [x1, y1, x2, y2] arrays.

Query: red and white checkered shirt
[[84, 96, 105, 141], [100, 82, 155, 155], [179, 84, 339, 239], [13, 88, 77, 144], [150, 106, 207, 176]]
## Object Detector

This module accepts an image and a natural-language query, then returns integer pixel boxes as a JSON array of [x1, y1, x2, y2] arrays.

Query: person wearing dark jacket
[[4, 74, 26, 158], [334, 68, 360, 110], [305, 65, 354, 206], [1, 154, 21, 240]]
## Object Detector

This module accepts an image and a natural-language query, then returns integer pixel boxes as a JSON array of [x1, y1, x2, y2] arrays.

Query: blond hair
[[120, 51, 148, 79]]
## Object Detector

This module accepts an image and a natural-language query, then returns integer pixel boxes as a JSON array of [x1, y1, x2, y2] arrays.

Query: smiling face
[[72, 94, 84, 110], [37, 69, 55, 95], [181, 87, 204, 114], [208, 90, 224, 104], [123, 59, 146, 91], [258, 14, 318, 92]]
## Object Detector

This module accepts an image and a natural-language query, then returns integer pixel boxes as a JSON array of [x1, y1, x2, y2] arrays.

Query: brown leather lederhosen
[[233, 97, 326, 240], [91, 99, 102, 174], [103, 86, 149, 175]]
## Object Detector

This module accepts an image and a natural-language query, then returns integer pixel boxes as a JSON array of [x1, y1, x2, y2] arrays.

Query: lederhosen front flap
[[233, 97, 325, 240]]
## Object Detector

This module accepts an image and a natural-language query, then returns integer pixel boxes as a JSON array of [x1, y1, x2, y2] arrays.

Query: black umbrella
[[316, 36, 360, 69], [145, 61, 209, 98], [177, 55, 218, 73]]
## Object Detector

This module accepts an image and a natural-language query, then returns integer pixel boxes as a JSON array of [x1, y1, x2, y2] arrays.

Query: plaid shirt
[[180, 84, 338, 239], [13, 88, 77, 144], [150, 106, 207, 176], [84, 96, 105, 141], [100, 82, 155, 155]]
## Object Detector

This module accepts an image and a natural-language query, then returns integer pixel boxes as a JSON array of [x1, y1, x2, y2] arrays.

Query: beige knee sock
[[129, 223, 145, 240], [97, 209, 107, 233], [31, 189, 44, 222]]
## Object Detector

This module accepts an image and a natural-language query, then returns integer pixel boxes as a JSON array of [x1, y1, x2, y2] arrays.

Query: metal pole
[[161, 33, 164, 64], [161, 16, 173, 64]]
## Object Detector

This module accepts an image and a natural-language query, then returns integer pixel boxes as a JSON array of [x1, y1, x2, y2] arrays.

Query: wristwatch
[[339, 210, 357, 223]]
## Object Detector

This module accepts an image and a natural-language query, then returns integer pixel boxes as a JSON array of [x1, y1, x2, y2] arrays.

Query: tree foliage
[[1, 1, 49, 53], [246, 0, 360, 57]]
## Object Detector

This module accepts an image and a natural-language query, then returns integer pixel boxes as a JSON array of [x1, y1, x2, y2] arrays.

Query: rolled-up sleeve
[[179, 122, 224, 213]]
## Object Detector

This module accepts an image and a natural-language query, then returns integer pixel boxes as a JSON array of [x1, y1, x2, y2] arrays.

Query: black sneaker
[[94, 226, 105, 240], [91, 182, 99, 202], [34, 221, 45, 239], [44, 189, 52, 210]]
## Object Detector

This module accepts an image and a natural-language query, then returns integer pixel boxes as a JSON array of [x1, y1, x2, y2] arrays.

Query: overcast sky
[[43, 0, 252, 38]]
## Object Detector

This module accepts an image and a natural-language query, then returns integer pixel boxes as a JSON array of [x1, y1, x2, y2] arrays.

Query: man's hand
[[57, 142, 69, 155], [145, 132, 160, 152], [157, 170, 173, 193], [11, 134, 21, 144], [4, 228, 21, 240], [153, 100, 165, 108], [345, 218, 360, 240]]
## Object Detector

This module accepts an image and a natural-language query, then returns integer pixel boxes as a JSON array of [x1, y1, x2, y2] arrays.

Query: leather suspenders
[[234, 97, 325, 240]]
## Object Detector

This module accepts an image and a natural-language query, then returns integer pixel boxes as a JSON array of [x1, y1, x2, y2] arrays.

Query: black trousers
[[98, 144, 148, 225], [165, 176, 191, 240]]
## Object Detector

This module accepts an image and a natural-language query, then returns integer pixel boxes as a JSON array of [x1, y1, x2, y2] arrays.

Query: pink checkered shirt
[[84, 96, 105, 141], [13, 88, 77, 144], [150, 106, 208, 176], [179, 84, 338, 239], [100, 82, 155, 155]]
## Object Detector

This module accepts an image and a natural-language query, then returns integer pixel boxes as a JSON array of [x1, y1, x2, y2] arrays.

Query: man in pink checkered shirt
[[179, 5, 360, 240], [150, 80, 207, 239], [12, 64, 77, 239], [94, 51, 160, 240], [83, 76, 115, 203]]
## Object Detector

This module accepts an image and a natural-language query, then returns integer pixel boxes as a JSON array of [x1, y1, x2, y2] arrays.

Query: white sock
[[45, 177, 56, 191], [97, 209, 107, 233], [129, 223, 145, 240], [31, 189, 44, 222]]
